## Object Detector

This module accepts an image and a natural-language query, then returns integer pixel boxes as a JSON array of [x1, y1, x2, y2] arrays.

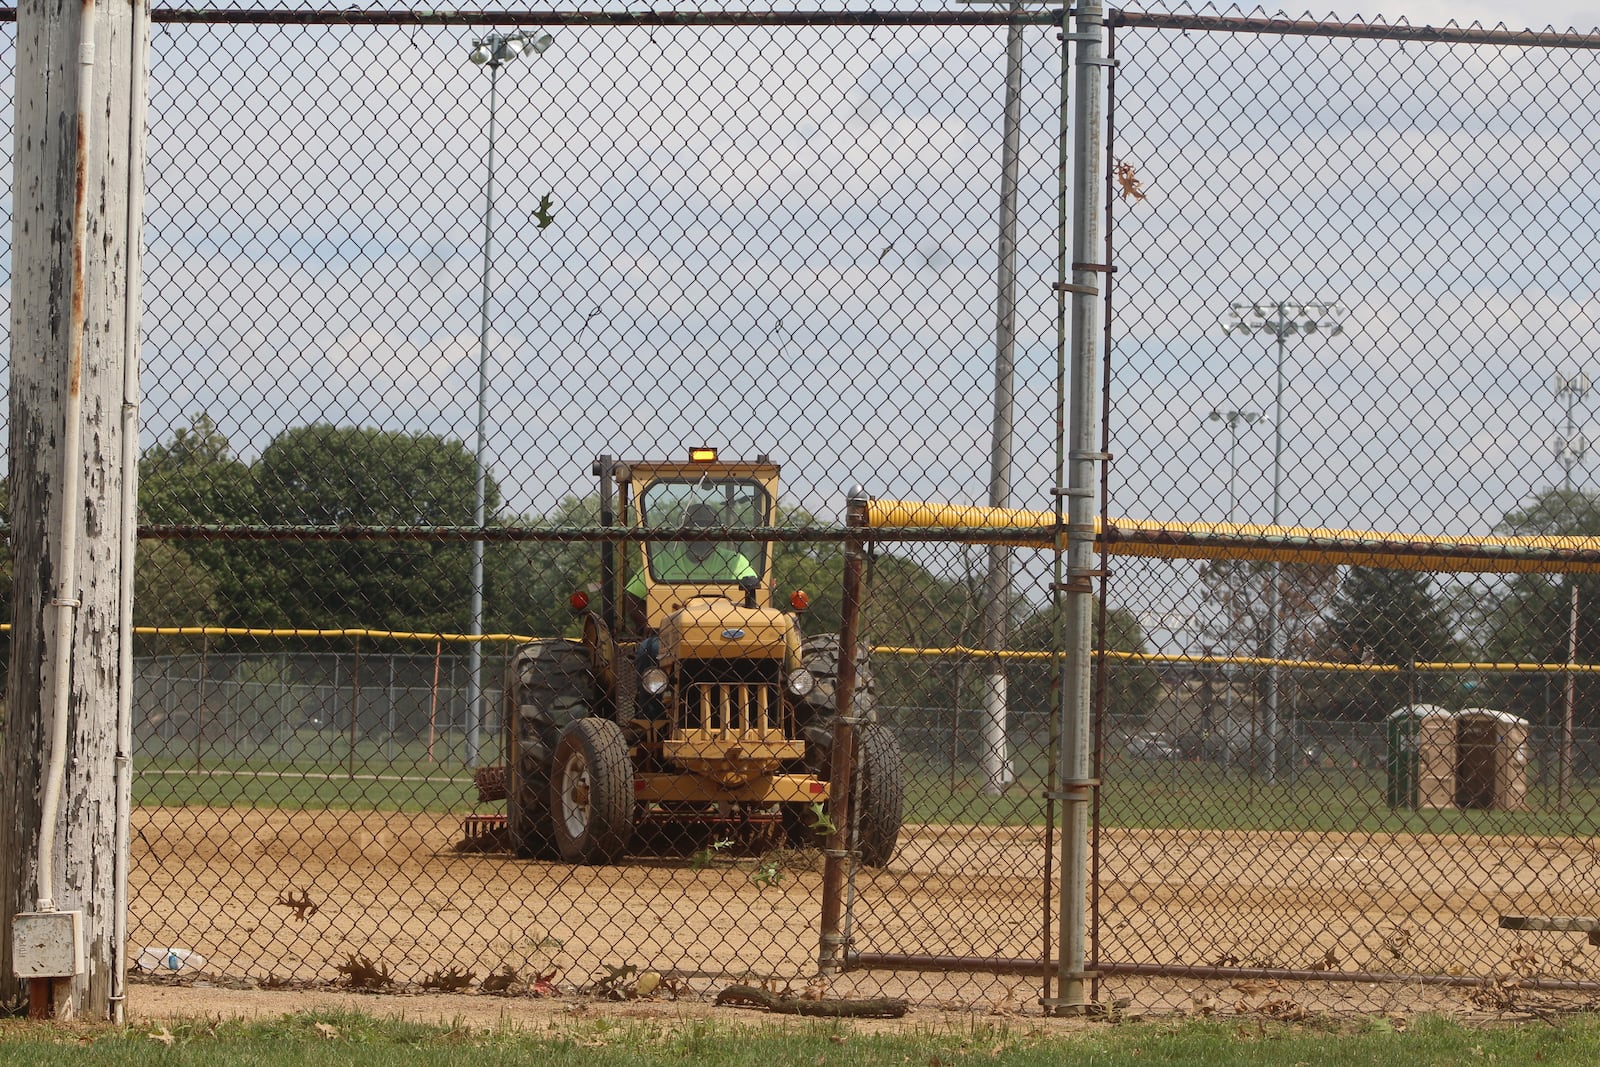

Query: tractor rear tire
[[550, 717, 635, 864], [505, 640, 593, 859], [855, 722, 904, 868], [507, 760, 554, 859], [798, 635, 878, 780], [799, 634, 877, 721]]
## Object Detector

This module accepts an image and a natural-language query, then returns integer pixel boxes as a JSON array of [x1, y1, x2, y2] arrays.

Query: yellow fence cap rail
[[865, 499, 1600, 574]]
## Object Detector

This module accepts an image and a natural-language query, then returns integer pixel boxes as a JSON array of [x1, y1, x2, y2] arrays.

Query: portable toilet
[[1455, 709, 1530, 811], [1386, 705, 1456, 809]]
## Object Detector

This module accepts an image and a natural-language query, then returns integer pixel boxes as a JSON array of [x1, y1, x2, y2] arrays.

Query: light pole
[[1553, 371, 1590, 810], [464, 28, 551, 767], [1207, 408, 1262, 524], [1220, 300, 1346, 781], [1207, 407, 1261, 765]]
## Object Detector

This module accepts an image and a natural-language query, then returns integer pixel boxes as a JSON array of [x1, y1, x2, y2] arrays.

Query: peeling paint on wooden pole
[[2, 0, 150, 1020]]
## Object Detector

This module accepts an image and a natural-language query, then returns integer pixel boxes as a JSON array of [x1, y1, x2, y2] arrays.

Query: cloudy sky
[[1345, 0, 1596, 31], [4, 2, 1600, 537]]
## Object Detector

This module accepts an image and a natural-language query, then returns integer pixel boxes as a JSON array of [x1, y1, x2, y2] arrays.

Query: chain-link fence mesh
[[1100, 7, 1600, 1014], [6, 0, 1600, 1018]]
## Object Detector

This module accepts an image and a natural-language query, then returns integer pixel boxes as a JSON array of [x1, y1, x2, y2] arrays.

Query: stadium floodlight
[[1206, 408, 1262, 524], [1218, 299, 1348, 783], [469, 29, 552, 68], [463, 29, 553, 766]]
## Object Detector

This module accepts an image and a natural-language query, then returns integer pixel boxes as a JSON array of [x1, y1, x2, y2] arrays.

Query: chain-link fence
[[7, 0, 1600, 1018], [1098, 7, 1600, 1014]]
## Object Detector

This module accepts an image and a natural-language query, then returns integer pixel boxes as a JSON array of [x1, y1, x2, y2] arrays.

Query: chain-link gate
[[1097, 7, 1600, 1015], [8, 0, 1600, 1018], [4, 0, 1084, 1011]]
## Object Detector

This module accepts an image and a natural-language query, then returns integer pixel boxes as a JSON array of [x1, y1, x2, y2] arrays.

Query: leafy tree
[[132, 540, 220, 654], [486, 494, 604, 640], [1011, 603, 1160, 730], [1321, 567, 1463, 719], [140, 414, 253, 525], [770, 505, 847, 640], [253, 425, 498, 634], [1477, 487, 1600, 730], [1198, 559, 1340, 723], [139, 415, 261, 628]]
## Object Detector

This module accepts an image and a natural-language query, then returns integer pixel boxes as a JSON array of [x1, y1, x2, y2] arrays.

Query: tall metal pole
[[1553, 371, 1589, 811], [1208, 408, 1257, 767], [1050, 0, 1103, 1016], [818, 490, 867, 974], [1206, 409, 1259, 524], [1220, 301, 1345, 781], [980, 4, 1028, 797], [466, 57, 501, 768], [1263, 305, 1287, 783]]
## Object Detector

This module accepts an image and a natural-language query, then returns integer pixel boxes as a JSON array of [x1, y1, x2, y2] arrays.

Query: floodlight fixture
[[467, 29, 553, 70], [1218, 297, 1349, 785]]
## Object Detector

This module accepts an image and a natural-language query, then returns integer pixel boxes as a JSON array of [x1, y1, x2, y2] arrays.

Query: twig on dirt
[[715, 984, 908, 1018]]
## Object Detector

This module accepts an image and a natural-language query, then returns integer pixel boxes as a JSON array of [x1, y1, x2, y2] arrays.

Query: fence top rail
[[864, 500, 1600, 573], [1109, 7, 1600, 48], [70, 517, 1600, 570], [128, 523, 1054, 545], [0, 5, 1062, 26]]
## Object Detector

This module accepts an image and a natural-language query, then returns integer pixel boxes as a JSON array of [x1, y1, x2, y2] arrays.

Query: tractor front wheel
[[550, 717, 634, 864]]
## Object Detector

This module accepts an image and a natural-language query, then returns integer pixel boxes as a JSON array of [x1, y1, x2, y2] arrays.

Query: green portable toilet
[[1386, 705, 1453, 809]]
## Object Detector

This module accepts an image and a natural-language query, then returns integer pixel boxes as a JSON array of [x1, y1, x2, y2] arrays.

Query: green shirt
[[626, 543, 757, 599]]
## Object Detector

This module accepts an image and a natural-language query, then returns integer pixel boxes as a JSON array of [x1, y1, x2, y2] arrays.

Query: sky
[[4, 2, 1600, 539], [1331, 0, 1597, 31], [4, 2, 1600, 657]]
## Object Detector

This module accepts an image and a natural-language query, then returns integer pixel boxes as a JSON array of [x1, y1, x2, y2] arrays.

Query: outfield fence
[[7, 0, 1600, 1018]]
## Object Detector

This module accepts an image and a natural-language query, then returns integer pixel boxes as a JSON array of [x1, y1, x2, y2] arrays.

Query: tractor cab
[[619, 450, 778, 631]]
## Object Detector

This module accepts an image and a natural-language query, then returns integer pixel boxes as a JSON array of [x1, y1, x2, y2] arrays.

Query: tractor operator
[[626, 503, 757, 709], [625, 502, 757, 613]]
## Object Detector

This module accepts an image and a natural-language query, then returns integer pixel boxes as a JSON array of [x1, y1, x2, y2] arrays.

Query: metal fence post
[[818, 488, 869, 975], [1048, 0, 1106, 1016]]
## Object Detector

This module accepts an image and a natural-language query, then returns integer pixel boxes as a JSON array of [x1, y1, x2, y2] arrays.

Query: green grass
[[131, 737, 1600, 837], [4, 1011, 1600, 1066], [133, 735, 486, 813], [902, 759, 1600, 836]]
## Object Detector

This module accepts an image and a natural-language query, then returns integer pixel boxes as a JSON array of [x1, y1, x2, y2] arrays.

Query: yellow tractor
[[503, 449, 903, 865]]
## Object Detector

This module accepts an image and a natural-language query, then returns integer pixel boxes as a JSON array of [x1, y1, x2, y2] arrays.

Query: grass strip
[[2, 1010, 1598, 1066]]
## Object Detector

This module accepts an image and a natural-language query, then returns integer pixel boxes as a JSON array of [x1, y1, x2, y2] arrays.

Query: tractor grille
[[685, 681, 784, 739]]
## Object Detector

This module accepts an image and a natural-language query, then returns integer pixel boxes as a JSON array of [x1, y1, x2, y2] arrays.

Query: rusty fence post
[[818, 488, 870, 974]]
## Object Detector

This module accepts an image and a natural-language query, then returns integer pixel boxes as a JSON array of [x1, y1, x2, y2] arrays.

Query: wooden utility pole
[[2, 0, 149, 1020]]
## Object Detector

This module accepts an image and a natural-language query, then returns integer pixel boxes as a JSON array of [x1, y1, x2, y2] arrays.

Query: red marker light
[[569, 590, 590, 611], [789, 589, 811, 611]]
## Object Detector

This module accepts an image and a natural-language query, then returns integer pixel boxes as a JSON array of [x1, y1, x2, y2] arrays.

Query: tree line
[[1196, 486, 1600, 732], [22, 415, 1590, 730], [0, 417, 1157, 722]]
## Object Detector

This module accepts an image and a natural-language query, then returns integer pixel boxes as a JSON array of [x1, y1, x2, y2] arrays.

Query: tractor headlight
[[641, 668, 669, 695], [786, 668, 816, 698]]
